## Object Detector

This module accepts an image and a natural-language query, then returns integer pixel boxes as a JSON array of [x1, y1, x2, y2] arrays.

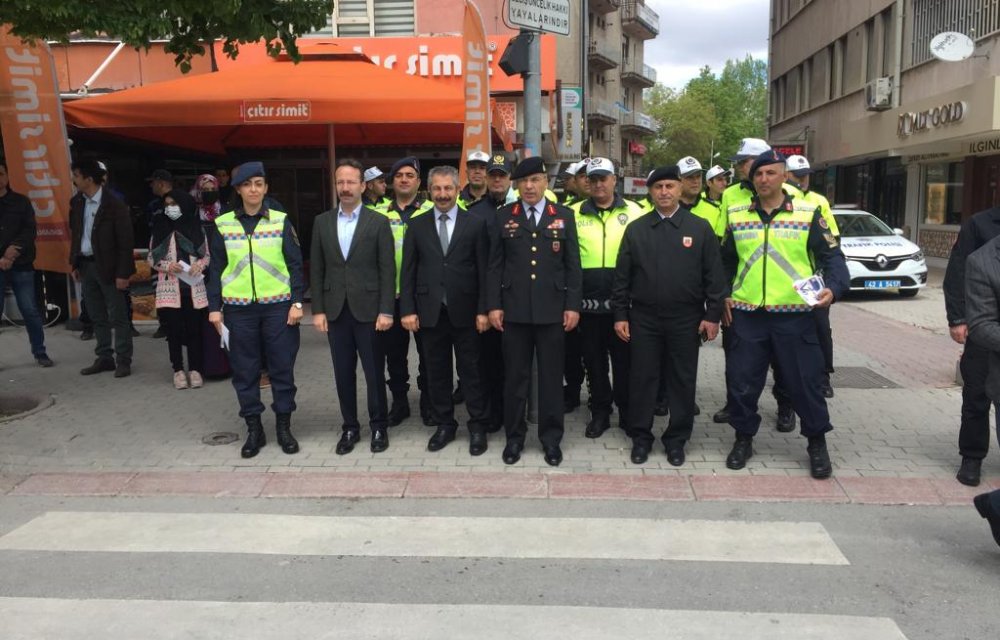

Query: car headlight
[[909, 250, 924, 262]]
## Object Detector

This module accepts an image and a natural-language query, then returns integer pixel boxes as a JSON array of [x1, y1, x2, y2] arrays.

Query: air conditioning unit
[[865, 77, 893, 111]]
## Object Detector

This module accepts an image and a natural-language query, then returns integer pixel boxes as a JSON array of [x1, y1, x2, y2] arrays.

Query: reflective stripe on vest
[[728, 201, 816, 312], [216, 210, 291, 306]]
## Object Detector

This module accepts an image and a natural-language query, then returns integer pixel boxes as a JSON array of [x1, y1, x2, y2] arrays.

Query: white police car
[[832, 209, 927, 297]]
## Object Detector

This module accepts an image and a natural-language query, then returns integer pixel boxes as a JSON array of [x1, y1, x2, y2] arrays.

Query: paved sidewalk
[[0, 268, 993, 502]]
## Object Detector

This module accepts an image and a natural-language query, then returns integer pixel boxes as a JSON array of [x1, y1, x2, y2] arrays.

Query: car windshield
[[834, 213, 894, 237]]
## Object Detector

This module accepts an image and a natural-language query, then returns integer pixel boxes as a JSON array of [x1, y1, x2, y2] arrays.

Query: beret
[[391, 156, 420, 177], [231, 162, 265, 186], [749, 150, 786, 178], [511, 156, 545, 180], [646, 165, 681, 187]]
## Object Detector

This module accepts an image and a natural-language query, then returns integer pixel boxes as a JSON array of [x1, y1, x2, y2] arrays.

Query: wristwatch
[[293, 302, 303, 309]]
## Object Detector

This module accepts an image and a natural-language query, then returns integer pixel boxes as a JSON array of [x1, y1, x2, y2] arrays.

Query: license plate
[[864, 279, 901, 289]]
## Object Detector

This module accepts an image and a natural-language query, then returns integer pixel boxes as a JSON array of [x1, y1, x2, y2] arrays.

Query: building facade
[[768, 0, 1000, 263]]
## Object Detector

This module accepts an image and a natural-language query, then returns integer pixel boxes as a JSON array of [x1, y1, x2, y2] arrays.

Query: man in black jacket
[[401, 166, 491, 455], [944, 206, 1000, 486], [0, 160, 53, 367], [487, 157, 582, 466], [612, 165, 727, 466]]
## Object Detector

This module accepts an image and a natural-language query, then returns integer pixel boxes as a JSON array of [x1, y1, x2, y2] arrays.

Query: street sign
[[507, 0, 571, 36], [929, 32, 975, 62]]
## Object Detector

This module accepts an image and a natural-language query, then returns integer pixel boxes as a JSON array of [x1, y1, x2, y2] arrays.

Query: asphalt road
[[0, 496, 997, 639]]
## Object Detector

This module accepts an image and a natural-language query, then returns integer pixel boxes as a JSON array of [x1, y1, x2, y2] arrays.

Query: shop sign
[[557, 87, 583, 158], [897, 101, 966, 137], [969, 137, 1000, 154], [770, 143, 806, 157], [624, 176, 646, 195], [242, 100, 312, 123]]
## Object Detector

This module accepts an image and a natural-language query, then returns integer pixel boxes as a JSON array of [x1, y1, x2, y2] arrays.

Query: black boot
[[585, 412, 611, 438], [807, 435, 833, 479], [241, 415, 266, 459], [388, 391, 410, 427], [726, 434, 754, 470], [275, 413, 299, 454], [775, 404, 796, 432], [712, 405, 731, 423]]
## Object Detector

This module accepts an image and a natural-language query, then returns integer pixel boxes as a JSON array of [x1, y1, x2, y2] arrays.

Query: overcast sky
[[644, 0, 770, 90]]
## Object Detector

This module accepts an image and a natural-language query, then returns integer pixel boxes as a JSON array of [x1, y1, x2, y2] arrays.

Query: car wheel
[[900, 289, 919, 298]]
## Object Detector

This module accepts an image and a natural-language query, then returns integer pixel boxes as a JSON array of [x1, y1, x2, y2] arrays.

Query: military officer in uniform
[[206, 161, 305, 459], [488, 157, 582, 466], [720, 151, 849, 479]]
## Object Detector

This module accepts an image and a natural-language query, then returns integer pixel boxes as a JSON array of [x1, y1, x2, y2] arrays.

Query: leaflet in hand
[[793, 274, 826, 307], [176, 260, 204, 286]]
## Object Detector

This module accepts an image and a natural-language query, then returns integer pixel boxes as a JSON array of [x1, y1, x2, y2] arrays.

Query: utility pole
[[522, 29, 541, 157]]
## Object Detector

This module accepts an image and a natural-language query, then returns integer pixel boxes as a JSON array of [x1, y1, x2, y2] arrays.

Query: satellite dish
[[930, 31, 975, 62]]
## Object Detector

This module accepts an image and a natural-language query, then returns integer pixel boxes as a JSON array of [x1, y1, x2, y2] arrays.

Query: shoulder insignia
[[818, 216, 829, 229]]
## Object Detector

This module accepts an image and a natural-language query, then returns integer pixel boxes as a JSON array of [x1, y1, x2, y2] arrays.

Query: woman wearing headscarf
[[191, 173, 222, 224], [149, 188, 210, 389]]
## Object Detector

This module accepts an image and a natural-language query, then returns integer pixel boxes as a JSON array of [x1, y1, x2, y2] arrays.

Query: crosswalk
[[0, 510, 909, 639]]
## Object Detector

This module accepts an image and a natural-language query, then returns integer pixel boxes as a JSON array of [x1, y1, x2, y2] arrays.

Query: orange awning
[[62, 47, 467, 154]]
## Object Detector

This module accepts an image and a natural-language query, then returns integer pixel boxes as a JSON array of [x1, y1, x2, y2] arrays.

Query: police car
[[832, 208, 927, 297]]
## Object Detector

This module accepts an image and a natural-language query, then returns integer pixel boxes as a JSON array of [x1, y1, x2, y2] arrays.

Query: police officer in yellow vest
[[459, 150, 491, 208], [720, 151, 849, 479], [785, 154, 838, 398], [571, 157, 645, 438], [207, 162, 305, 459], [362, 166, 391, 210], [376, 156, 435, 426], [677, 156, 725, 239]]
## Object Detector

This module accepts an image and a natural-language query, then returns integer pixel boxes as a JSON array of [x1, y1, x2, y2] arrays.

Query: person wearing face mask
[[149, 189, 210, 389], [191, 173, 222, 225]]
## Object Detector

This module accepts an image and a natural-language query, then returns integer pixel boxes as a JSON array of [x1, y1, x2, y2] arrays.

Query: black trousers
[[225, 303, 298, 418], [960, 342, 996, 459], [80, 260, 133, 363], [329, 303, 388, 432], [382, 298, 427, 396], [159, 295, 206, 373], [814, 305, 834, 373], [564, 326, 585, 391], [503, 321, 565, 449], [421, 306, 489, 432], [579, 313, 629, 421], [727, 310, 832, 438], [479, 327, 505, 428], [628, 311, 701, 449]]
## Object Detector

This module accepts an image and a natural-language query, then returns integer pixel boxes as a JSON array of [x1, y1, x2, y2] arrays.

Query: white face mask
[[164, 205, 182, 220]]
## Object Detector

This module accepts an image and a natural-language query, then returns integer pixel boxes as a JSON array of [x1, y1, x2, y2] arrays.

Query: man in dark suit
[[69, 158, 135, 378], [945, 206, 1000, 486], [311, 159, 396, 455], [400, 165, 491, 455], [488, 157, 582, 466]]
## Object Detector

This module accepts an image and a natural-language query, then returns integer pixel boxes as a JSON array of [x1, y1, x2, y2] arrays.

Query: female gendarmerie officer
[[206, 162, 306, 458]]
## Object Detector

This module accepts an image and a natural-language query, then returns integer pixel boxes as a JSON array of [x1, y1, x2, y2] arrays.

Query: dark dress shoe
[[80, 330, 94, 341], [666, 446, 686, 467], [807, 439, 833, 479], [275, 413, 300, 454], [585, 413, 611, 438], [502, 441, 522, 465], [712, 405, 731, 423], [36, 356, 54, 368], [80, 357, 115, 375], [152, 327, 168, 339], [543, 446, 563, 467], [973, 492, 1000, 548], [693, 403, 701, 416], [388, 395, 410, 426], [822, 383, 834, 398], [452, 383, 465, 405], [630, 444, 649, 465], [775, 405, 796, 432], [726, 435, 754, 469], [114, 361, 131, 378], [335, 430, 360, 455], [957, 457, 983, 487], [427, 427, 456, 452], [241, 416, 266, 459], [469, 432, 488, 456], [653, 402, 668, 417], [130, 325, 141, 337], [371, 427, 389, 453]]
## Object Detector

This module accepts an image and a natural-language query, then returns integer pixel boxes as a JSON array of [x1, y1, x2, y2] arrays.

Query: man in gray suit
[[311, 158, 396, 455]]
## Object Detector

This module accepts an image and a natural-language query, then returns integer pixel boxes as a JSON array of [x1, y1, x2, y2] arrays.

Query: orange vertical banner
[[0, 26, 73, 273], [459, 1, 491, 186]]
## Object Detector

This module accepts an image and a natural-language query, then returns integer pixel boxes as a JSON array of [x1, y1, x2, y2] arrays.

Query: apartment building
[[768, 0, 1000, 261]]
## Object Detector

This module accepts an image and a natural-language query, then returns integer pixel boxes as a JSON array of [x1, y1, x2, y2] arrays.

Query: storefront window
[[924, 162, 963, 225]]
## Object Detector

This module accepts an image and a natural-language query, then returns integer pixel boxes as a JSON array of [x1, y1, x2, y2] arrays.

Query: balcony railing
[[589, 0, 622, 14], [587, 41, 621, 71], [587, 98, 619, 124], [621, 59, 657, 88], [619, 110, 656, 135], [622, 2, 660, 39]]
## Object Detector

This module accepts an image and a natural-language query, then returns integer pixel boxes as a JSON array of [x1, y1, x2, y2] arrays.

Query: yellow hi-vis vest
[[572, 197, 645, 269], [728, 198, 819, 312], [216, 209, 292, 306], [374, 198, 434, 294], [687, 195, 724, 239]]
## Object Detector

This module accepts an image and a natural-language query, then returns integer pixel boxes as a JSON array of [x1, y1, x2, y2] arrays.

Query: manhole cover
[[830, 367, 901, 389], [202, 432, 240, 446]]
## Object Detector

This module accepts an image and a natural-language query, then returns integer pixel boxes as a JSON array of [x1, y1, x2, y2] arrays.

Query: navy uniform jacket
[[487, 199, 582, 324]]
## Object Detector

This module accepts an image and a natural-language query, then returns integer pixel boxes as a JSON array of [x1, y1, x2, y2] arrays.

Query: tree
[[685, 55, 769, 161], [644, 84, 720, 169], [0, 0, 331, 72]]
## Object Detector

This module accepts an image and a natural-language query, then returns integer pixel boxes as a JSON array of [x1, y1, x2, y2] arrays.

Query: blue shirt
[[337, 204, 361, 259], [80, 187, 102, 256], [434, 204, 458, 249]]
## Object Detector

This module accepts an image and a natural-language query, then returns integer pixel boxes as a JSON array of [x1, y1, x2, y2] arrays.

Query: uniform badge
[[682, 236, 693, 248], [617, 213, 628, 226], [552, 241, 561, 253], [823, 232, 838, 248], [818, 216, 829, 229], [548, 219, 565, 229]]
